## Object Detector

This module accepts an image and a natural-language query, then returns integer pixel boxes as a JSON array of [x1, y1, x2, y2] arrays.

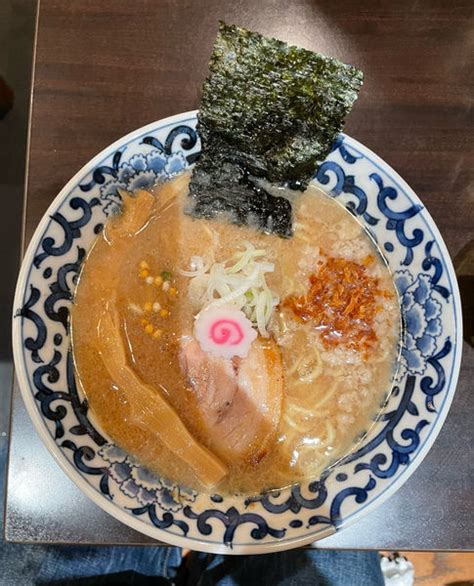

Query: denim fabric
[[0, 542, 384, 586], [0, 543, 49, 586], [36, 546, 183, 585], [0, 544, 181, 585], [193, 549, 384, 586]]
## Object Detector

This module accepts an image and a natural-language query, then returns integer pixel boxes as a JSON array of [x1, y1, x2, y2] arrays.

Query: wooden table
[[5, 0, 473, 549]]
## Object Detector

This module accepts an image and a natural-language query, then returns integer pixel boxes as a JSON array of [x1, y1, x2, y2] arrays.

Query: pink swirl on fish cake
[[210, 319, 244, 346], [194, 305, 257, 359]]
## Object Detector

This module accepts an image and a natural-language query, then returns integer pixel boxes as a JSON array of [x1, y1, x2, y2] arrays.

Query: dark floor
[[0, 0, 37, 529]]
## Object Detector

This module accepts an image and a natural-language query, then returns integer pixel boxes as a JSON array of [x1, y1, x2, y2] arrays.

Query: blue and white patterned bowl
[[12, 111, 462, 554]]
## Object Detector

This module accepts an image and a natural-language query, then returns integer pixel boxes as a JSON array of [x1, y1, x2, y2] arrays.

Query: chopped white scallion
[[182, 242, 279, 337]]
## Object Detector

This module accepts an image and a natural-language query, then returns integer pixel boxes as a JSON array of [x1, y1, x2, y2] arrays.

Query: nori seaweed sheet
[[187, 22, 363, 237]]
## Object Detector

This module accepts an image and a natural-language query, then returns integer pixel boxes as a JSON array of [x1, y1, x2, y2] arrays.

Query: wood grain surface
[[408, 551, 474, 585], [7, 0, 473, 548]]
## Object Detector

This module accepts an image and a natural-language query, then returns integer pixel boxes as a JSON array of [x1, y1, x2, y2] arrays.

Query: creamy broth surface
[[71, 172, 400, 494]]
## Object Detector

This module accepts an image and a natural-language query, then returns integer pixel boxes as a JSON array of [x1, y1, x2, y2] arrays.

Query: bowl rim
[[12, 110, 463, 553]]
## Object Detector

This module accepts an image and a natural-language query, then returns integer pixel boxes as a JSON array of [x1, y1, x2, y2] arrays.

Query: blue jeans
[[0, 543, 384, 585]]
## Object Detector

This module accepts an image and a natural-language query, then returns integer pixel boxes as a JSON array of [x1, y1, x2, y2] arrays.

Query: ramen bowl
[[12, 111, 462, 554]]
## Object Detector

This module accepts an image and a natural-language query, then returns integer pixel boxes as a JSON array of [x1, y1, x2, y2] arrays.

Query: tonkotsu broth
[[71, 171, 400, 494]]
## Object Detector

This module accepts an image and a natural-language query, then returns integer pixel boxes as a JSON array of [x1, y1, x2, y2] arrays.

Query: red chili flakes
[[283, 254, 392, 353]]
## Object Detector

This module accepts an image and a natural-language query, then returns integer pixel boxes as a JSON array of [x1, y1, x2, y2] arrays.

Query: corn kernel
[[159, 309, 169, 318], [152, 328, 163, 339], [141, 318, 148, 326], [154, 275, 163, 286], [139, 260, 149, 270], [139, 268, 149, 278], [145, 323, 154, 334], [144, 302, 153, 312], [169, 287, 177, 296]]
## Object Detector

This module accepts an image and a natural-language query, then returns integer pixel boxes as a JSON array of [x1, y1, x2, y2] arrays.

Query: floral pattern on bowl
[[396, 269, 444, 380]]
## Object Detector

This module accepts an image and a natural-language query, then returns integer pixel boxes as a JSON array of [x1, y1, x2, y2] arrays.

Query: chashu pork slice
[[180, 336, 283, 465]]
